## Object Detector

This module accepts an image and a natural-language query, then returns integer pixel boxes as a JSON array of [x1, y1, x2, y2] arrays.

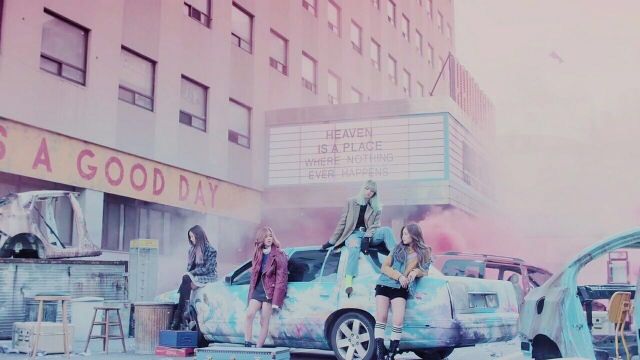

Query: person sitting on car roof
[[321, 179, 397, 297]]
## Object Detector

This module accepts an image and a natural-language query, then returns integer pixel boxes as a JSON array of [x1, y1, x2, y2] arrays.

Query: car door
[[199, 260, 252, 343], [272, 249, 340, 347], [403, 268, 458, 348]]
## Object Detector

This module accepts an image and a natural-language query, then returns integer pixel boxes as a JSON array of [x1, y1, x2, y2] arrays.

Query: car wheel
[[330, 312, 375, 360], [531, 335, 561, 360], [414, 347, 454, 360]]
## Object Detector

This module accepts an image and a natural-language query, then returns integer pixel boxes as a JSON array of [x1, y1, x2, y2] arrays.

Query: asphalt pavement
[[0, 338, 525, 359]]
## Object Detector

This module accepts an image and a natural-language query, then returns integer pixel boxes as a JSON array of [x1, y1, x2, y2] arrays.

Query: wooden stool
[[30, 294, 71, 359], [84, 306, 127, 354]]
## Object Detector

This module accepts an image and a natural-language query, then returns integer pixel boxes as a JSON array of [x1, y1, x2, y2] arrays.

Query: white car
[[162, 245, 520, 360]]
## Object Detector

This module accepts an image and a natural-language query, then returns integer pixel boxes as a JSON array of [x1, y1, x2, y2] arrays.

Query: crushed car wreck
[[519, 228, 640, 360], [0, 191, 101, 259]]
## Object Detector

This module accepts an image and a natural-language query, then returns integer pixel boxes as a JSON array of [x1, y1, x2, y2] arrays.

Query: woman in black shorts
[[244, 226, 288, 348], [373, 223, 431, 360]]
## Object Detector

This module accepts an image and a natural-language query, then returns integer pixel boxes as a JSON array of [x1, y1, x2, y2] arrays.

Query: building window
[[417, 81, 425, 97], [231, 3, 253, 53], [302, 0, 316, 17], [228, 99, 251, 148], [415, 29, 423, 55], [372, 0, 380, 10], [327, 0, 340, 36], [427, 43, 434, 67], [119, 47, 155, 111], [437, 11, 444, 33], [387, 54, 397, 84], [301, 52, 317, 93], [179, 76, 207, 131], [426, 0, 433, 19], [386, 0, 395, 26], [447, 23, 453, 40], [40, 10, 88, 85], [102, 195, 174, 253], [269, 29, 288, 75], [183, 0, 211, 27], [328, 71, 340, 104], [401, 14, 410, 41], [350, 87, 363, 103], [402, 69, 411, 96], [102, 197, 135, 252], [370, 38, 381, 70], [350, 20, 362, 54]]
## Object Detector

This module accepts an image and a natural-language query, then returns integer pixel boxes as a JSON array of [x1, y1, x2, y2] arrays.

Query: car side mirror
[[225, 275, 232, 285]]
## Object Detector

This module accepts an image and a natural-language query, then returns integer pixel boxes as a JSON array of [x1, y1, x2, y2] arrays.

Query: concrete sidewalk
[[0, 338, 525, 359]]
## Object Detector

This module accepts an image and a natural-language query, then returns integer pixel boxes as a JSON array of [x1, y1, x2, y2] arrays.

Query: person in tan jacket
[[321, 180, 397, 297], [374, 223, 431, 360]]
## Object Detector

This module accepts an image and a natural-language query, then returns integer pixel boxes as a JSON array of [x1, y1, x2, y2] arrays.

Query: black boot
[[170, 300, 189, 330], [375, 338, 387, 360], [170, 308, 182, 330], [387, 340, 399, 360]]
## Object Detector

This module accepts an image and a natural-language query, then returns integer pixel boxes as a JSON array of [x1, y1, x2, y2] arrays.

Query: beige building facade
[[0, 0, 458, 278]]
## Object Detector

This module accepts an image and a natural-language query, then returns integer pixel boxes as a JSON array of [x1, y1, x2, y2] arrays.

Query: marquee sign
[[268, 115, 447, 185]]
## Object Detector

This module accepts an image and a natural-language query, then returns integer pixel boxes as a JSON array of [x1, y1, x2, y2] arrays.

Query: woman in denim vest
[[374, 223, 431, 360]]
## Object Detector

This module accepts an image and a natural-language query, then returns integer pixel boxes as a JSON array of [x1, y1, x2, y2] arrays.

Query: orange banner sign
[[0, 118, 261, 223]]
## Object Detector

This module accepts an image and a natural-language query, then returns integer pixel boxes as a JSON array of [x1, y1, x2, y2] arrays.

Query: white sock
[[391, 325, 402, 341], [374, 322, 386, 339]]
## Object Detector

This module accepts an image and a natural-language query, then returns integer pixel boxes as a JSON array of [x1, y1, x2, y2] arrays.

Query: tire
[[414, 347, 455, 360], [3, 234, 45, 258], [531, 335, 561, 360], [330, 312, 375, 360]]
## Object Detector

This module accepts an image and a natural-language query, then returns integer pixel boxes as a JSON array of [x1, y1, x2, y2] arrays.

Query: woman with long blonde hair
[[244, 226, 288, 347], [322, 179, 397, 297]]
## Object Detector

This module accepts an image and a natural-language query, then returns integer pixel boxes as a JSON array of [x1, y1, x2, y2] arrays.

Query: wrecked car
[[161, 245, 519, 360], [0, 191, 101, 259], [519, 228, 640, 360], [434, 251, 553, 305]]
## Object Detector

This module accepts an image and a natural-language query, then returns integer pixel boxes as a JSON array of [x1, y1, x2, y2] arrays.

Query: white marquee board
[[268, 115, 447, 185]]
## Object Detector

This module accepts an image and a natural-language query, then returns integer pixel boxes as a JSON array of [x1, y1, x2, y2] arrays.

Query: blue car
[[162, 246, 519, 360]]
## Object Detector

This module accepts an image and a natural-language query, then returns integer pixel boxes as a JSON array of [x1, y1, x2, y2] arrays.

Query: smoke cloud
[[453, 0, 640, 278]]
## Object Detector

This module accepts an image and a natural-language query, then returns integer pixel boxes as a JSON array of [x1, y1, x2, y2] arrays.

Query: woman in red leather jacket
[[244, 226, 288, 348]]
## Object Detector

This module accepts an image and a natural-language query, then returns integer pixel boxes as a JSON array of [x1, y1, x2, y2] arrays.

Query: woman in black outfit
[[171, 225, 218, 330]]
